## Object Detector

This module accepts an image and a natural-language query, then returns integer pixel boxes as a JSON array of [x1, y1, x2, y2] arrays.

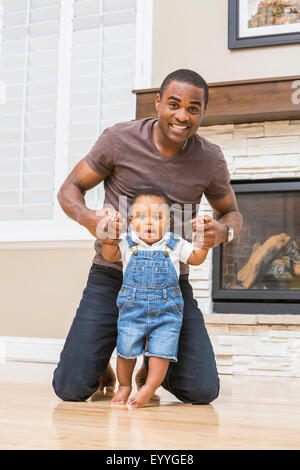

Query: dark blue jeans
[[52, 264, 220, 404]]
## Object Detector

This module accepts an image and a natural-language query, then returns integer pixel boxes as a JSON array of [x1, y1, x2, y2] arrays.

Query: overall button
[[174, 289, 178, 294]]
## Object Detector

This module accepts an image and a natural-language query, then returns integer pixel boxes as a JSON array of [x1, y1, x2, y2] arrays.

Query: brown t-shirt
[[85, 117, 231, 275]]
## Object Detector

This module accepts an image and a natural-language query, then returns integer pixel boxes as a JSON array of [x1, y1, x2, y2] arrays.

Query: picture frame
[[228, 0, 300, 49]]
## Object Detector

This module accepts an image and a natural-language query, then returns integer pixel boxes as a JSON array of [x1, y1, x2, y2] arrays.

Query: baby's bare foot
[[111, 385, 131, 405], [127, 384, 156, 408], [135, 362, 161, 402]]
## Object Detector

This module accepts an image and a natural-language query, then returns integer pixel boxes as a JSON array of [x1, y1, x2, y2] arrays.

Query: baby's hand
[[191, 215, 212, 249], [96, 208, 124, 242]]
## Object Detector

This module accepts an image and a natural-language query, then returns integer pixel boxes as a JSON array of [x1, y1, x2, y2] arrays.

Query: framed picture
[[228, 0, 300, 49]]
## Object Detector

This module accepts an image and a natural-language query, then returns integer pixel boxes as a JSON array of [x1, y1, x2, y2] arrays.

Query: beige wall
[[152, 0, 300, 86], [0, 247, 95, 339]]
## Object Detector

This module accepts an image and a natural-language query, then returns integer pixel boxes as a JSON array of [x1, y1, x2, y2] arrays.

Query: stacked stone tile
[[189, 120, 300, 377]]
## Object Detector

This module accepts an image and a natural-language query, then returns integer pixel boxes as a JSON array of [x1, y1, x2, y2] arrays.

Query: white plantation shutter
[[69, 0, 137, 210], [0, 0, 152, 241], [0, 0, 60, 221]]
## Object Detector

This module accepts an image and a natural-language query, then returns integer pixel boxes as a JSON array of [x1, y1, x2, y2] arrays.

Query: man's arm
[[57, 158, 115, 239], [192, 186, 243, 250], [205, 186, 243, 247]]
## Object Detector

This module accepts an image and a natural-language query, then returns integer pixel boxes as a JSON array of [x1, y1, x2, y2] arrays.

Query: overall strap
[[164, 232, 180, 255], [126, 233, 138, 255]]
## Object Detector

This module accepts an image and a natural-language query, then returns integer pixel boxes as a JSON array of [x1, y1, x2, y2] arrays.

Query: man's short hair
[[159, 69, 209, 110]]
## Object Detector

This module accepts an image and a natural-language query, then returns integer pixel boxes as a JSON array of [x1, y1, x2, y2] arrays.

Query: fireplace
[[212, 179, 300, 314]]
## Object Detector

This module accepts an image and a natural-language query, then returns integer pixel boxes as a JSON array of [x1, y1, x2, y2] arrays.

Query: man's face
[[155, 80, 206, 145]]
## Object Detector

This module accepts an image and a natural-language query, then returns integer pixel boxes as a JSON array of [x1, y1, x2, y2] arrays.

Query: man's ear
[[198, 106, 206, 127], [155, 93, 160, 112]]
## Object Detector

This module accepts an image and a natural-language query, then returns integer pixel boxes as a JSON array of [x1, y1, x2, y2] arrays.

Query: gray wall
[[152, 0, 300, 86]]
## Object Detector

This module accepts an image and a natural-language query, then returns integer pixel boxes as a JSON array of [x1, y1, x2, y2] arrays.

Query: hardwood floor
[[0, 361, 300, 450]]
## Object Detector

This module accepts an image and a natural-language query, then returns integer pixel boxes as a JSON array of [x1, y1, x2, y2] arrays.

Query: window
[[0, 0, 153, 241]]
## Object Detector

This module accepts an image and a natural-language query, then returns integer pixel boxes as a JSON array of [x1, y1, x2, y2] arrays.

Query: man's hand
[[95, 208, 124, 244], [191, 214, 227, 249]]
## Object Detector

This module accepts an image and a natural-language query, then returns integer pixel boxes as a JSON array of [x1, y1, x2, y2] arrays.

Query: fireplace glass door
[[213, 180, 300, 314]]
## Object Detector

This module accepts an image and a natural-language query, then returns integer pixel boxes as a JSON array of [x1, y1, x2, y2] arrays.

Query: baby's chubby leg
[[112, 356, 136, 405], [128, 357, 169, 408]]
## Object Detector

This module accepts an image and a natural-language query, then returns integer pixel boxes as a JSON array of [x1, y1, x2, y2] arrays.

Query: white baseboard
[[0, 336, 121, 367], [0, 336, 65, 363]]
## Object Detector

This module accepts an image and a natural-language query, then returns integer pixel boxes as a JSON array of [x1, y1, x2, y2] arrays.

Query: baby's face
[[129, 195, 171, 245]]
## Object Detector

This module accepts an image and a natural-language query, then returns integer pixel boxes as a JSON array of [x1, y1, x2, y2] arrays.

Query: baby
[[101, 187, 209, 408]]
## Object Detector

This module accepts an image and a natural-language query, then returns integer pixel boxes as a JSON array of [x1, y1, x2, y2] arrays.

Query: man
[[52, 69, 243, 404]]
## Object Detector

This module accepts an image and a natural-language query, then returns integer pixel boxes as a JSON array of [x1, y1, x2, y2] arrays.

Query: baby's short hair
[[131, 186, 171, 207]]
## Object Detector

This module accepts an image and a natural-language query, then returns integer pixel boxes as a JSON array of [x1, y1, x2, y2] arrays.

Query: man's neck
[[152, 121, 186, 158]]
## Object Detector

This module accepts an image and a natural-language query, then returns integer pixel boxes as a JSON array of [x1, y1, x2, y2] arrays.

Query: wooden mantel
[[133, 76, 300, 126]]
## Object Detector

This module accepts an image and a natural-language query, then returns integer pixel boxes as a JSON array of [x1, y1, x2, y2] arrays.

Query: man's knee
[[52, 380, 89, 402], [165, 377, 220, 405], [52, 370, 93, 402], [189, 381, 220, 404]]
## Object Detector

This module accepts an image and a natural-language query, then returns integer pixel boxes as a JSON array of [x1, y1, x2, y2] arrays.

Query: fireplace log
[[251, 242, 261, 255], [237, 233, 291, 288], [283, 241, 300, 278], [283, 241, 300, 261], [265, 258, 293, 280], [286, 259, 300, 277], [294, 264, 300, 276]]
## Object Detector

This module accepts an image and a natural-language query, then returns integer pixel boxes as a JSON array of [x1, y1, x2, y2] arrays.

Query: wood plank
[[1, 362, 300, 450], [133, 75, 300, 125]]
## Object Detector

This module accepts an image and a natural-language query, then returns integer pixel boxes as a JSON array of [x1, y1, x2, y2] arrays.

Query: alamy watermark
[[291, 80, 300, 105], [95, 195, 207, 248]]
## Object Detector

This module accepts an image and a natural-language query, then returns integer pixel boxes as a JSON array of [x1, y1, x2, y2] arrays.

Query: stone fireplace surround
[[195, 119, 300, 376], [134, 77, 300, 376]]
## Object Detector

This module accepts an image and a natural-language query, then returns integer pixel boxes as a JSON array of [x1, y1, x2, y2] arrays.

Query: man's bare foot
[[111, 385, 132, 405], [91, 362, 116, 401], [127, 384, 156, 408], [90, 388, 105, 401], [135, 361, 161, 402]]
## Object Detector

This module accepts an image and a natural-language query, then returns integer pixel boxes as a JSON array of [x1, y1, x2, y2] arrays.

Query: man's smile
[[169, 123, 189, 130]]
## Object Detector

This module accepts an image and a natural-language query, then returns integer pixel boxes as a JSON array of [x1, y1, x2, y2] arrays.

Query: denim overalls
[[116, 232, 184, 362]]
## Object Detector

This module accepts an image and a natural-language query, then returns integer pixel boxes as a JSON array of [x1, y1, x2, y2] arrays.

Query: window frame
[[0, 0, 153, 244]]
